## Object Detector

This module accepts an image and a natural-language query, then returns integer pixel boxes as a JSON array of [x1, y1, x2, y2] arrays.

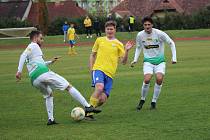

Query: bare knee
[[156, 73, 164, 85], [144, 74, 152, 84], [144, 79, 150, 84], [95, 83, 104, 94], [98, 94, 107, 105]]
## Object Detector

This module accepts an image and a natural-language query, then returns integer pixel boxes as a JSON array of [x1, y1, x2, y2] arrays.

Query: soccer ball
[[71, 107, 85, 121]]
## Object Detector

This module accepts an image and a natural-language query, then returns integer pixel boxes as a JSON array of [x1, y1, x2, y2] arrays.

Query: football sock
[[141, 82, 150, 100], [72, 47, 77, 54], [45, 96, 54, 121], [68, 87, 90, 107], [68, 47, 73, 54], [152, 83, 162, 103], [90, 96, 99, 108]]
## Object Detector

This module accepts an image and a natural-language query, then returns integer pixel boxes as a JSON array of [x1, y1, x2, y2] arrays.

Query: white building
[[73, 0, 123, 15]]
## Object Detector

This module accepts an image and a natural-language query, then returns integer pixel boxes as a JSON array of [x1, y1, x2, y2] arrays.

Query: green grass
[[0, 32, 210, 140]]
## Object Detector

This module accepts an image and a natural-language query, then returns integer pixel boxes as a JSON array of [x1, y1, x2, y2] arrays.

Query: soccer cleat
[[47, 119, 59, 125], [85, 105, 101, 114], [136, 100, 145, 111], [150, 102, 156, 110], [72, 50, 77, 55], [85, 114, 96, 121]]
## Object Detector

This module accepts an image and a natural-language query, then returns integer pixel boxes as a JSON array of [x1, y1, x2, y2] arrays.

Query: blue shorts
[[69, 40, 76, 45], [92, 70, 113, 97]]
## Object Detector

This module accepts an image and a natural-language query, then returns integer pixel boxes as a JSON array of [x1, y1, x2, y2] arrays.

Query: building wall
[[73, 0, 121, 15]]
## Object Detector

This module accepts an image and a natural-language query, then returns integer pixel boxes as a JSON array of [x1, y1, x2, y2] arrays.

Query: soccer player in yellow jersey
[[87, 21, 134, 120], [67, 23, 79, 55]]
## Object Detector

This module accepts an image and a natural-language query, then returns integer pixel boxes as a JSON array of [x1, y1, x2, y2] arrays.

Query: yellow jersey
[[67, 27, 75, 40], [84, 18, 92, 27], [129, 17, 135, 24], [92, 37, 125, 78]]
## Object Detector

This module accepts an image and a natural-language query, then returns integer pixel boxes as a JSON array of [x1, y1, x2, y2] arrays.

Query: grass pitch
[[0, 31, 210, 140]]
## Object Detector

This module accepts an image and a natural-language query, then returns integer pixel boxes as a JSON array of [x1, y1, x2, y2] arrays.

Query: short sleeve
[[92, 38, 99, 52], [118, 43, 125, 58]]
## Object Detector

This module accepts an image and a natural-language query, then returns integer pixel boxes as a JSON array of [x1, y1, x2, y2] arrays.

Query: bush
[[0, 18, 31, 28]]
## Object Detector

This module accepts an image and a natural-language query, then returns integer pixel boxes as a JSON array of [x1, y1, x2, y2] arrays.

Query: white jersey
[[134, 28, 177, 65], [17, 42, 52, 82]]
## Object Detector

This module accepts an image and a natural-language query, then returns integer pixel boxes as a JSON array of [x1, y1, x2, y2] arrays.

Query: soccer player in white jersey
[[131, 16, 177, 110], [15, 31, 101, 125]]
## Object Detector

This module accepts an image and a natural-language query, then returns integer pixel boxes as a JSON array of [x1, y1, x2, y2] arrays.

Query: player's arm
[[16, 48, 29, 81], [131, 33, 143, 67], [75, 33, 79, 39], [45, 56, 61, 65], [160, 31, 177, 64], [89, 52, 97, 73], [89, 39, 98, 73], [121, 41, 134, 65]]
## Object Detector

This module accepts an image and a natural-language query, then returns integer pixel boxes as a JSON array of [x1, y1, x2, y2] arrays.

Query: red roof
[[0, 0, 29, 19], [28, 0, 87, 25], [112, 0, 210, 17], [154, 0, 184, 13]]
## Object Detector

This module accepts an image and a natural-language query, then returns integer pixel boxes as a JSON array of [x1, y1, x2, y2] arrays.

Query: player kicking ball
[[16, 31, 101, 125], [131, 16, 177, 110], [86, 20, 134, 120]]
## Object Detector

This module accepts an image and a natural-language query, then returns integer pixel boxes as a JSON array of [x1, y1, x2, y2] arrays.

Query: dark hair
[[105, 20, 117, 28], [29, 30, 41, 40], [142, 16, 154, 24]]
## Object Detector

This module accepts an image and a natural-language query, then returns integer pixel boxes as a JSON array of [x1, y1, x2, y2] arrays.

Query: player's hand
[[130, 61, 137, 67], [16, 71, 22, 82], [52, 56, 61, 63], [172, 61, 177, 64], [125, 41, 135, 51]]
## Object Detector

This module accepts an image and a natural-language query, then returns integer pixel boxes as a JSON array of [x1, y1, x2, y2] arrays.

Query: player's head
[[29, 30, 44, 46], [70, 23, 74, 28], [142, 16, 153, 33], [105, 20, 117, 39], [64, 21, 67, 24]]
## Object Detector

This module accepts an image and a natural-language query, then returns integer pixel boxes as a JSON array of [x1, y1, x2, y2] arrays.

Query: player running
[[86, 20, 134, 120]]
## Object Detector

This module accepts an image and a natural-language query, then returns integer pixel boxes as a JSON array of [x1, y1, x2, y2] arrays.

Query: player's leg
[[64, 31, 67, 42], [136, 62, 154, 110], [86, 70, 106, 120], [89, 70, 106, 108], [97, 75, 113, 106], [99, 30, 101, 36], [151, 62, 165, 109], [90, 27, 92, 38], [33, 77, 58, 125], [45, 71, 101, 114], [68, 41, 73, 55], [71, 41, 77, 55], [90, 83, 104, 107], [95, 29, 98, 36], [86, 27, 89, 38]]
